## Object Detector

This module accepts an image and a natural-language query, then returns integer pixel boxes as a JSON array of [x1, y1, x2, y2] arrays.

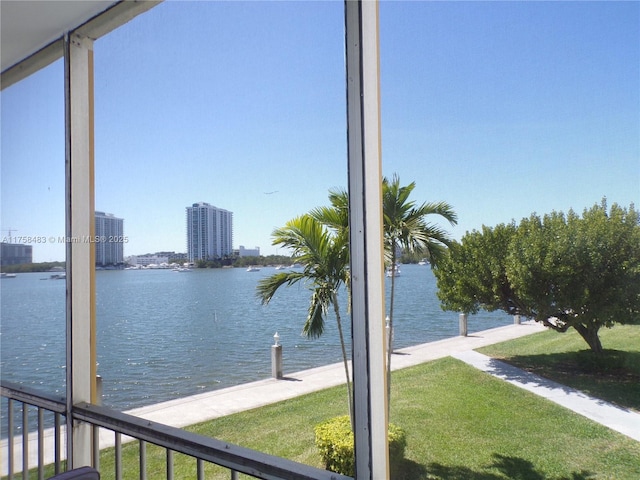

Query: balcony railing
[[1, 381, 351, 480]]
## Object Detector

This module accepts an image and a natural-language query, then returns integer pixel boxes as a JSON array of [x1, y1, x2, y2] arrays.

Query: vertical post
[[514, 315, 521, 325], [459, 313, 468, 337], [96, 375, 103, 405], [345, 1, 389, 478], [385, 316, 391, 353], [271, 333, 283, 379], [65, 31, 96, 469]]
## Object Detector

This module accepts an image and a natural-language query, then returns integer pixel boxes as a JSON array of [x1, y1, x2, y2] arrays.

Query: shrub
[[314, 415, 407, 476]]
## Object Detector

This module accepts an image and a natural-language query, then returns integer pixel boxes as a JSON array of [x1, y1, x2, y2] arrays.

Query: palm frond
[[304, 288, 332, 338], [256, 271, 305, 305], [414, 201, 458, 226]]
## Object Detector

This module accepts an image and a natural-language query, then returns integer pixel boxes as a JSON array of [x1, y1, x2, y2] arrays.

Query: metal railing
[[2, 381, 351, 480], [1, 381, 67, 479]]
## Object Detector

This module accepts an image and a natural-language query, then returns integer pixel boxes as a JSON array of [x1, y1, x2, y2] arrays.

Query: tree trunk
[[387, 245, 397, 418], [573, 323, 604, 353], [333, 292, 354, 429]]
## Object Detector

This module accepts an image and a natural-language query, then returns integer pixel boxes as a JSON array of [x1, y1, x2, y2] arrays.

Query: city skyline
[[2, 1, 638, 263]]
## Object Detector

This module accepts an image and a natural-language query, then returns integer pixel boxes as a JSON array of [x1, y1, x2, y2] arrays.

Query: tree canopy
[[434, 199, 640, 352]]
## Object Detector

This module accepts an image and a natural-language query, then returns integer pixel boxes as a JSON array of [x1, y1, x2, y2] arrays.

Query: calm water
[[1, 265, 510, 413]]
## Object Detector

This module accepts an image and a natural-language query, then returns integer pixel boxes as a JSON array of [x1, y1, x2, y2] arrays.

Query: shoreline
[[2, 321, 547, 475]]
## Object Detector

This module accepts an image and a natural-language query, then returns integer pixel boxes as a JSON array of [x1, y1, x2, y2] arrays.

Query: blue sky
[[2, 1, 638, 262]]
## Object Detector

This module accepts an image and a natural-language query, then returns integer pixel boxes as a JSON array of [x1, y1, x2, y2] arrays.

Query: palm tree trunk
[[386, 245, 397, 418], [333, 292, 354, 428]]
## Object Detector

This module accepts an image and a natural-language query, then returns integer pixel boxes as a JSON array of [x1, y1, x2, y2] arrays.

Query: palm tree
[[383, 174, 458, 406], [256, 214, 353, 421], [309, 188, 349, 235]]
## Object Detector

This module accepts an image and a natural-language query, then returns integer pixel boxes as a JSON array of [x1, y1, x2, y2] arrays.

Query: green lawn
[[92, 356, 640, 480], [478, 324, 640, 412]]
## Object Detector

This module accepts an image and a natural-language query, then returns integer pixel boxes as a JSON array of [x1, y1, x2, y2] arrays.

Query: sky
[[2, 0, 639, 262]]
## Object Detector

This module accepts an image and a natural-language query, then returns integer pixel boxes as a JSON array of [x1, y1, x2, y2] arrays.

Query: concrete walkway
[[452, 350, 640, 442]]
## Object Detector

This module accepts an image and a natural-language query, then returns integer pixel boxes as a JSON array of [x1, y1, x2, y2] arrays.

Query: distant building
[[95, 211, 124, 266], [155, 251, 188, 263], [1, 243, 33, 266], [186, 202, 233, 262], [128, 254, 168, 267], [127, 252, 187, 266], [238, 245, 260, 257]]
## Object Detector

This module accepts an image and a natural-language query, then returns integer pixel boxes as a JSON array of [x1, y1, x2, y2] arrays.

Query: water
[[1, 265, 511, 413]]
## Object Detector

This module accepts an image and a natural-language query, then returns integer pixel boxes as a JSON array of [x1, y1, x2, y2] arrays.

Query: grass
[[478, 324, 640, 412], [13, 325, 640, 479], [92, 358, 640, 480]]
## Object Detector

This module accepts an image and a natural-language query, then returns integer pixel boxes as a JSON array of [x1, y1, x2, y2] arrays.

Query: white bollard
[[459, 313, 468, 337], [514, 314, 521, 325], [272, 332, 283, 379]]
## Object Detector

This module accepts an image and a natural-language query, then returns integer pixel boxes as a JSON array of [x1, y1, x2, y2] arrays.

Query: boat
[[418, 259, 428, 266], [50, 273, 66, 280], [385, 264, 401, 277], [1, 272, 17, 278], [172, 266, 192, 272], [246, 266, 261, 272]]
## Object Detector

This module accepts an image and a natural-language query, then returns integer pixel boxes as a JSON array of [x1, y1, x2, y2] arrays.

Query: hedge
[[314, 415, 407, 476]]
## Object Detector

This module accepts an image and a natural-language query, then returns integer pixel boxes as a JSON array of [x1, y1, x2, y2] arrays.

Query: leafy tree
[[435, 222, 523, 315], [435, 200, 640, 353], [256, 214, 353, 420], [382, 174, 457, 407]]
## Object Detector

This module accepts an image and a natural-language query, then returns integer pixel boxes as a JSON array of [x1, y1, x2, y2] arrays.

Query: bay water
[[1, 265, 510, 427]]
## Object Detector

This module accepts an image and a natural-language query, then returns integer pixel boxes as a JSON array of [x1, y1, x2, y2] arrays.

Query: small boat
[[418, 259, 428, 266], [50, 273, 66, 280], [1, 272, 17, 278], [246, 266, 261, 272], [385, 265, 401, 277]]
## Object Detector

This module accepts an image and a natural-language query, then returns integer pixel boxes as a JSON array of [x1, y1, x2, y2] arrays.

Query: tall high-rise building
[[95, 211, 124, 266], [186, 202, 233, 262], [1, 243, 33, 266]]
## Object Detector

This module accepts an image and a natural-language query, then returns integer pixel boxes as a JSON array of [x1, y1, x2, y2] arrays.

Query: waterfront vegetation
[[435, 199, 640, 353], [74, 326, 640, 480], [0, 261, 65, 274]]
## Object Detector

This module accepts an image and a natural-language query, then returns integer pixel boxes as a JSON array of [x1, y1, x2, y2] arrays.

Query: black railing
[[1, 381, 351, 480], [1, 381, 67, 479]]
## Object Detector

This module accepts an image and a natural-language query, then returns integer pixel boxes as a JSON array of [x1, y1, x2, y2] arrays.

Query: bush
[[314, 415, 407, 476]]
